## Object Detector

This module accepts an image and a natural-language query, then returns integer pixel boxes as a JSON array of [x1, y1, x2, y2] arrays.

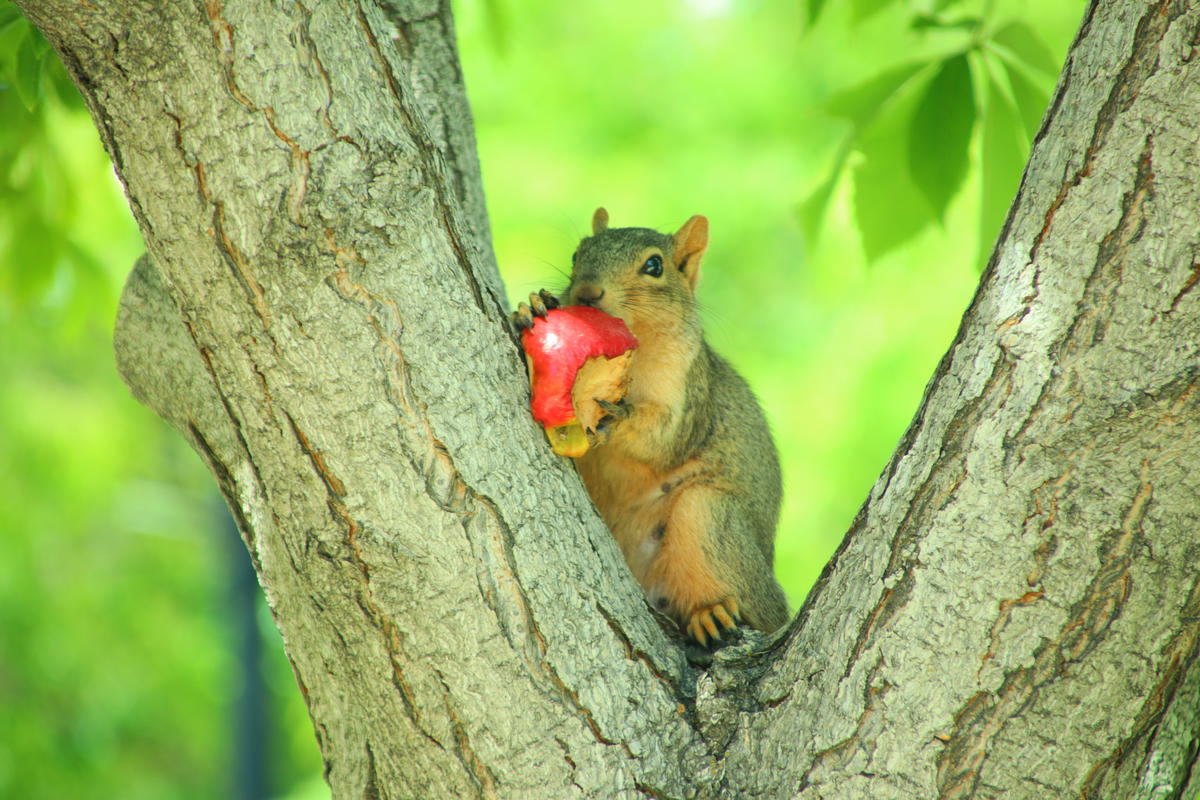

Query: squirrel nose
[[573, 285, 605, 306]]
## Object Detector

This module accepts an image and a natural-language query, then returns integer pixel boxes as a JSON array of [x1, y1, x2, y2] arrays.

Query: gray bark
[[19, 0, 1200, 798]]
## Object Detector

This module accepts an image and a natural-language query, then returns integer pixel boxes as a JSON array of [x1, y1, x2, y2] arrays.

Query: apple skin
[[520, 306, 638, 456]]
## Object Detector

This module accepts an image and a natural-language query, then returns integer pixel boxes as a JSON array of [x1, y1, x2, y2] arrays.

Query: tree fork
[[19, 0, 1200, 797]]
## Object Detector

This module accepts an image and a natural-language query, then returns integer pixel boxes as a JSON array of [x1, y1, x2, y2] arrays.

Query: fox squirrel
[[515, 208, 788, 645]]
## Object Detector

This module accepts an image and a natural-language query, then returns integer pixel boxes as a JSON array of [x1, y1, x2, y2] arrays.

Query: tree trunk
[[20, 0, 1200, 797]]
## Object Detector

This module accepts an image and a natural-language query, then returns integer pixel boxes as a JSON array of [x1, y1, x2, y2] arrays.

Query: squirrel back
[[562, 209, 788, 643]]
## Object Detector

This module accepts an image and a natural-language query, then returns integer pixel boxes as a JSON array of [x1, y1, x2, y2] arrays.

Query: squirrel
[[514, 208, 788, 645]]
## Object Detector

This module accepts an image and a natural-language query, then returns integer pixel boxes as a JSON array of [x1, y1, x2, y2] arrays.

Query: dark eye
[[572, 250, 579, 264], [640, 254, 663, 277]]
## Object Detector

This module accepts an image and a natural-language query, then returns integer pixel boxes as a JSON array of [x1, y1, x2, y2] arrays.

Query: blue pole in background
[[219, 496, 268, 800]]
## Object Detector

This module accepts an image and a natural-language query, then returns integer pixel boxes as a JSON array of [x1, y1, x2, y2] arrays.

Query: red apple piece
[[520, 306, 638, 457]]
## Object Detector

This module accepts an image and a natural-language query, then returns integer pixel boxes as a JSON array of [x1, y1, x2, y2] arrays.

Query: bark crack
[[595, 602, 689, 702], [434, 671, 499, 800], [633, 780, 679, 800], [351, 0, 502, 322], [363, 741, 381, 800], [1166, 257, 1200, 316], [284, 399, 455, 753], [1026, 0, 1179, 266], [799, 656, 892, 792], [181, 320, 272, 504], [294, 1, 362, 151], [1070, 383, 1200, 795], [203, 1, 320, 227], [168, 104, 275, 331], [1078, 568, 1200, 797], [286, 412, 348, 497], [977, 590, 1044, 677], [1060, 133, 1155, 360], [1021, 456, 1085, 588], [935, 462, 1153, 798], [1011, 134, 1156, 451]]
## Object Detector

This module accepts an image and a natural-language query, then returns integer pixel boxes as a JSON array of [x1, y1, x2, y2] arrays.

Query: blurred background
[[0, 0, 1083, 796]]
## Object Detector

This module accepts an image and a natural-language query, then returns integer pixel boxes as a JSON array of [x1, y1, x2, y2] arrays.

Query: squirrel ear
[[672, 215, 708, 291], [592, 208, 609, 235]]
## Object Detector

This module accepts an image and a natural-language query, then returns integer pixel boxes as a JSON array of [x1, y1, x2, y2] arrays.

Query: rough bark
[[20, 0, 1200, 798]]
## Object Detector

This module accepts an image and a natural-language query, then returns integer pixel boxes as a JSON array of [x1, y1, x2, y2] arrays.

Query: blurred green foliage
[[0, 0, 1082, 796], [0, 7, 322, 800]]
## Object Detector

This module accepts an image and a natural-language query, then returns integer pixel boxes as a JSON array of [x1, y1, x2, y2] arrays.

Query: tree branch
[[723, 3, 1200, 796], [26, 0, 710, 795]]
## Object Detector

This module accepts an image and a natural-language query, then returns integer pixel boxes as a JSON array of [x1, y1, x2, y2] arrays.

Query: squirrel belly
[[559, 208, 789, 645], [576, 344, 788, 640]]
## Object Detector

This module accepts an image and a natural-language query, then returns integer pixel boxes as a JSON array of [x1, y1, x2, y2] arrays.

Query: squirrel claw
[[592, 398, 631, 446], [538, 289, 561, 311], [529, 289, 560, 317], [596, 398, 632, 421], [510, 303, 536, 332], [686, 598, 741, 647], [510, 290, 561, 333]]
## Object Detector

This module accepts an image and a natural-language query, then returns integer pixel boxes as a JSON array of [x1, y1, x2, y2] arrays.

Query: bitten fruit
[[520, 306, 638, 457]]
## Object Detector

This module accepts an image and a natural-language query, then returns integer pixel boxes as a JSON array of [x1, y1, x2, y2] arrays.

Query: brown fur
[[563, 209, 788, 643]]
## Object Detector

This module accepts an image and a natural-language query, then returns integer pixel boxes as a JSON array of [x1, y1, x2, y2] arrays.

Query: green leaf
[[809, 60, 933, 251], [991, 22, 1059, 75], [851, 0, 893, 23], [806, 0, 829, 26], [1003, 60, 1051, 139], [853, 79, 934, 260], [481, 0, 510, 55], [827, 60, 930, 127], [911, 12, 979, 32], [30, 26, 50, 58], [978, 68, 1028, 269], [50, 60, 84, 110], [14, 27, 45, 110], [0, 13, 27, 77], [7, 214, 59, 303], [0, 4, 22, 35], [907, 53, 975, 220], [799, 168, 841, 243]]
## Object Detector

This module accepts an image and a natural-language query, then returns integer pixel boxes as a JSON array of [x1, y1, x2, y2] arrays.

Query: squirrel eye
[[572, 250, 579, 263], [640, 254, 663, 277]]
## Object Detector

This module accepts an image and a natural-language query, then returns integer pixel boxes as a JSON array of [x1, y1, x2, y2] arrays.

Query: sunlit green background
[[0, 0, 1082, 796]]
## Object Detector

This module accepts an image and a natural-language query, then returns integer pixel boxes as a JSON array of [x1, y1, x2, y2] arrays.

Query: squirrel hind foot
[[685, 598, 741, 647]]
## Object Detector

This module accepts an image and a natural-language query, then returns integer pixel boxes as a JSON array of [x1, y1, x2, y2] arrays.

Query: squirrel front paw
[[590, 398, 632, 445], [685, 597, 741, 647], [596, 398, 631, 423], [510, 289, 561, 331]]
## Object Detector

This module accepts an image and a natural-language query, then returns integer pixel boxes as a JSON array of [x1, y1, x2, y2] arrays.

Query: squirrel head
[[565, 208, 709, 338]]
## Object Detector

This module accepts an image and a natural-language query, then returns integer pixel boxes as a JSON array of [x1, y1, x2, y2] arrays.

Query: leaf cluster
[[0, 6, 109, 323], [801, 0, 1060, 266]]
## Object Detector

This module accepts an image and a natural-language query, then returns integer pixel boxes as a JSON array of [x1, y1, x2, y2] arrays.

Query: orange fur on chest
[[576, 449, 670, 581], [575, 322, 733, 621], [624, 320, 696, 407], [599, 324, 697, 459], [576, 447, 730, 621], [575, 330, 697, 533]]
